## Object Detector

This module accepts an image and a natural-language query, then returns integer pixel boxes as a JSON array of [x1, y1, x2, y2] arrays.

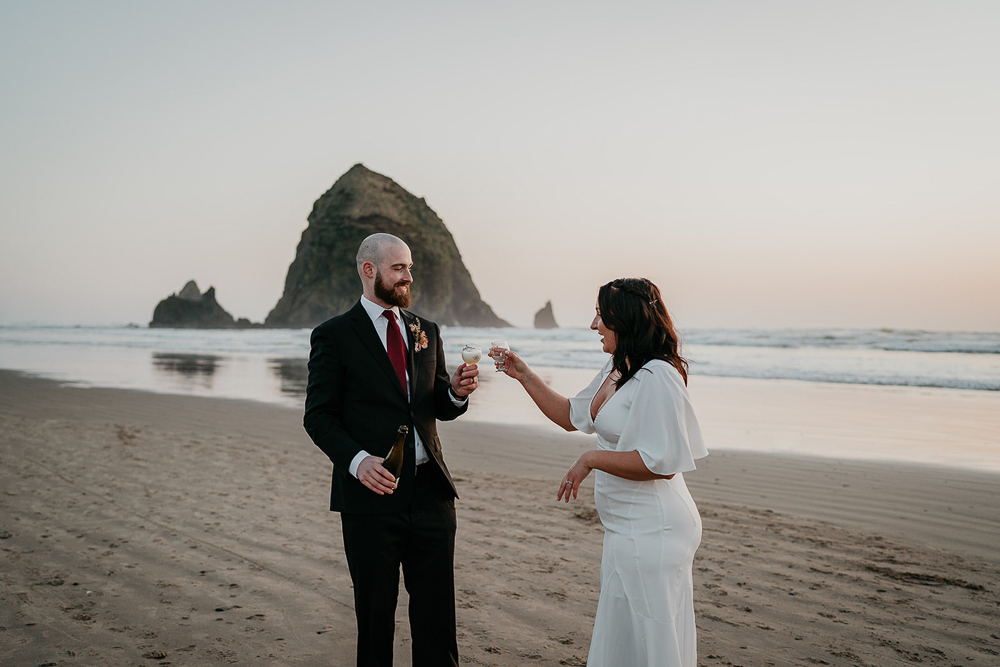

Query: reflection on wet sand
[[151, 353, 222, 390], [269, 357, 307, 399]]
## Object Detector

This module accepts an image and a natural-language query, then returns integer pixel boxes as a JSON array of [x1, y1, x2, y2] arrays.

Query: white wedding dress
[[568, 359, 708, 667]]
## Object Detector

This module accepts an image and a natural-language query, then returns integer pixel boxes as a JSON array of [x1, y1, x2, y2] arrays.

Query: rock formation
[[150, 281, 246, 328], [265, 164, 510, 328], [177, 281, 201, 301], [533, 301, 559, 329]]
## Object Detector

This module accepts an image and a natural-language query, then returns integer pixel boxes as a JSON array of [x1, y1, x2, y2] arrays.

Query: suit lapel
[[400, 309, 418, 397], [348, 302, 408, 399]]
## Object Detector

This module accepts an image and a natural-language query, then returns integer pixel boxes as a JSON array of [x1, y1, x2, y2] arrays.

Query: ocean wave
[[2, 324, 998, 391], [682, 327, 1000, 355]]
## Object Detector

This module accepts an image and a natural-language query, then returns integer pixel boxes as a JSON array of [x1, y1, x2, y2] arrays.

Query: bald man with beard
[[304, 233, 480, 667]]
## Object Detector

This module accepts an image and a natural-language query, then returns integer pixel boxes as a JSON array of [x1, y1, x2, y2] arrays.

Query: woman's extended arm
[[494, 347, 575, 431], [557, 449, 674, 502]]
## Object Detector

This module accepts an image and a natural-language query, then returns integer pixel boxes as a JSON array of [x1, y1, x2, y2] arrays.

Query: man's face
[[372, 243, 413, 308]]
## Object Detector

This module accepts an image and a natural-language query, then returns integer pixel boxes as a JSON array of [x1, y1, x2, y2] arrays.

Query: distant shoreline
[[3, 359, 1000, 474], [3, 324, 998, 397]]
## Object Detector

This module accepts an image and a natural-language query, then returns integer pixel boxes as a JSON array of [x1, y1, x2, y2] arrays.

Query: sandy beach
[[2, 369, 1000, 666]]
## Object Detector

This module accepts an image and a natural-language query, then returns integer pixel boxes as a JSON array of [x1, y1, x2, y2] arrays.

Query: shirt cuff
[[348, 450, 371, 478], [449, 387, 468, 406]]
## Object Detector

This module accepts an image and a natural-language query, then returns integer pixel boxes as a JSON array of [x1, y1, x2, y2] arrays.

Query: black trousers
[[340, 466, 458, 667]]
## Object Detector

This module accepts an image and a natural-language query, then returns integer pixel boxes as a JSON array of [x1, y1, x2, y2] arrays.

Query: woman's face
[[591, 300, 617, 354]]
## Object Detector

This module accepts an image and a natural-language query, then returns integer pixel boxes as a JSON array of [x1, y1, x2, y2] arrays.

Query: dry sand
[[2, 369, 999, 666]]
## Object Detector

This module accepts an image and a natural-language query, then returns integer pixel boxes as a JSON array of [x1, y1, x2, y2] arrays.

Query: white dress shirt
[[348, 295, 467, 478]]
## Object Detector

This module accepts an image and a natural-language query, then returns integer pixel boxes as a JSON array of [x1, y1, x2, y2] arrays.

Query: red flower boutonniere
[[409, 318, 429, 351]]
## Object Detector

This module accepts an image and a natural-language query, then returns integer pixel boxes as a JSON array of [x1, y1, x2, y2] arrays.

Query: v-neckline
[[590, 368, 619, 422]]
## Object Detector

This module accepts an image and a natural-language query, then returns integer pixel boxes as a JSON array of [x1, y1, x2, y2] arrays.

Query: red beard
[[375, 270, 412, 308]]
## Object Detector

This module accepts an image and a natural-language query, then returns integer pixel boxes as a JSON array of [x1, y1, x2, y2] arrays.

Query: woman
[[494, 278, 707, 667]]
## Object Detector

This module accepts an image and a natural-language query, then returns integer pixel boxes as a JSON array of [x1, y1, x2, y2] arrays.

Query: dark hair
[[597, 277, 688, 389]]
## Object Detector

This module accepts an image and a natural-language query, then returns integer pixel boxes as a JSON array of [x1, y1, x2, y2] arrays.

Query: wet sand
[[2, 369, 999, 666]]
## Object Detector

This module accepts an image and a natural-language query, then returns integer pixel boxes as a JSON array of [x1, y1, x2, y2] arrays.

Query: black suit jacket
[[304, 300, 466, 513]]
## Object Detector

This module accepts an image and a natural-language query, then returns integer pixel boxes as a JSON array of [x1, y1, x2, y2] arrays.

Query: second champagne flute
[[490, 340, 510, 372], [461, 344, 482, 365]]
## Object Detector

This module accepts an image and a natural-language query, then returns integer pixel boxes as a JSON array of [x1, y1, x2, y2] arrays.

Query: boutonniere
[[409, 318, 429, 351]]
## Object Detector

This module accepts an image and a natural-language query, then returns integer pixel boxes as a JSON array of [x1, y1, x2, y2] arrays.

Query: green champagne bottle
[[382, 425, 409, 483]]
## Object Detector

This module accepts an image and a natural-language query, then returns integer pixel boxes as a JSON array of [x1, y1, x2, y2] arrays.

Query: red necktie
[[383, 309, 409, 393]]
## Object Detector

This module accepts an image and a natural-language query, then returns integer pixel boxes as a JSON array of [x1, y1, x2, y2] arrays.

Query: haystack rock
[[265, 164, 511, 328], [533, 300, 559, 329], [150, 280, 245, 328]]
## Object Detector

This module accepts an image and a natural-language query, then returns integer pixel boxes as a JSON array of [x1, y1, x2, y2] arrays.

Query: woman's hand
[[491, 346, 575, 430], [492, 346, 529, 381], [557, 451, 595, 502]]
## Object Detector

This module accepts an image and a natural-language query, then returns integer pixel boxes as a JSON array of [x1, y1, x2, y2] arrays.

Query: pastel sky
[[2, 1, 998, 330]]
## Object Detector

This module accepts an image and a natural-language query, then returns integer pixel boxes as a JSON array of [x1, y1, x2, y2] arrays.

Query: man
[[304, 232, 479, 667]]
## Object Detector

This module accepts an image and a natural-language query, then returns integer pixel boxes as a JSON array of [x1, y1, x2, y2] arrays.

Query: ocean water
[[3, 323, 998, 470], [1, 324, 998, 408]]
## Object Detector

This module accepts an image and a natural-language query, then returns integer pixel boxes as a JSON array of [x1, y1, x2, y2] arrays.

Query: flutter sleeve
[[567, 359, 612, 434], [619, 361, 708, 475]]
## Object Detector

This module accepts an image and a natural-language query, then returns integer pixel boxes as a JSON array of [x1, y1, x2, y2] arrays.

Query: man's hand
[[451, 362, 480, 397], [356, 455, 397, 495]]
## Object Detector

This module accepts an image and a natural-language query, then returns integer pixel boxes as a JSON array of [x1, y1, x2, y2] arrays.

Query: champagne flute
[[490, 340, 510, 372], [461, 344, 482, 365]]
